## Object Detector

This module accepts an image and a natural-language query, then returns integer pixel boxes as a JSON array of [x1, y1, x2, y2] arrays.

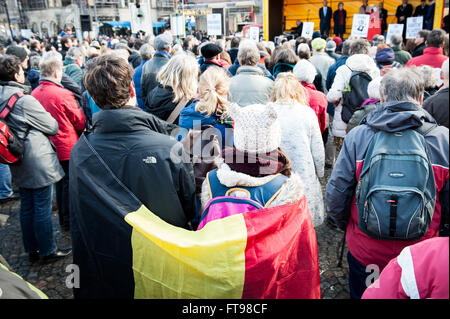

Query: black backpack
[[341, 68, 372, 123]]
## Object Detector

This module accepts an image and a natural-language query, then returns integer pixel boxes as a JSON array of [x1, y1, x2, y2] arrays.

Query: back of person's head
[[350, 38, 371, 55], [39, 51, 63, 78], [154, 34, 173, 52], [376, 35, 385, 45], [0, 55, 22, 82], [86, 47, 100, 60], [237, 39, 260, 66], [417, 29, 430, 41], [256, 42, 267, 53], [106, 48, 129, 61], [341, 40, 353, 55], [376, 44, 390, 52], [293, 58, 317, 84], [326, 40, 336, 52], [30, 40, 40, 51], [83, 54, 134, 109], [297, 43, 311, 59], [67, 46, 84, 61], [426, 29, 446, 48], [380, 67, 425, 104], [273, 48, 299, 66], [215, 39, 226, 50], [270, 72, 308, 105], [140, 43, 154, 61], [196, 66, 230, 117], [29, 54, 41, 70], [418, 64, 440, 89], [230, 37, 241, 49], [61, 36, 71, 48], [156, 53, 199, 103], [390, 34, 403, 47], [133, 39, 144, 51], [442, 58, 449, 81]]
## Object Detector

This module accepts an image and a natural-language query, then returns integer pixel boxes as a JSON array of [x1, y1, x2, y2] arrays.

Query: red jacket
[[405, 47, 448, 68], [362, 237, 449, 299], [301, 82, 327, 134], [31, 79, 85, 161]]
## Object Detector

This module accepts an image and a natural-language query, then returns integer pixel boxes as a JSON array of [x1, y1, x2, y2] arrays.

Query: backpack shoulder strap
[[0, 92, 24, 120], [415, 122, 438, 137], [166, 98, 189, 124]]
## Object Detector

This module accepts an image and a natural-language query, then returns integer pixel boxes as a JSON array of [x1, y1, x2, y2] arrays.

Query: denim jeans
[[0, 163, 13, 199], [19, 186, 57, 257], [55, 160, 70, 229], [347, 251, 370, 299]]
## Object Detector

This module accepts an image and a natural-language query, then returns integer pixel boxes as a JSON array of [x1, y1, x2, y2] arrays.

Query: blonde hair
[[270, 72, 309, 105], [196, 66, 230, 116], [157, 53, 199, 103]]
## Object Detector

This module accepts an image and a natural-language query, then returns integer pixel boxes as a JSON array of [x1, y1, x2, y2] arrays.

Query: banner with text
[[406, 16, 423, 39]]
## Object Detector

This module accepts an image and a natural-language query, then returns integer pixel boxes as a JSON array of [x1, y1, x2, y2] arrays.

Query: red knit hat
[[333, 36, 342, 47]]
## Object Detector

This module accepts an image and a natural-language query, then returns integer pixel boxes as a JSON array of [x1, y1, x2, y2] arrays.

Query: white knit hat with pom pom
[[227, 103, 281, 154]]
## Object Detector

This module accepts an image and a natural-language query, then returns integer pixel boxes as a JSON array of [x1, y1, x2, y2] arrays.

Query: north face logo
[[142, 156, 157, 164]]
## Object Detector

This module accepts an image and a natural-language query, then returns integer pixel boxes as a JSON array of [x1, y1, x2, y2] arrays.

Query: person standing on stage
[[396, 0, 413, 39], [333, 2, 347, 40], [378, 2, 388, 36], [319, 0, 333, 37], [359, 0, 373, 14]]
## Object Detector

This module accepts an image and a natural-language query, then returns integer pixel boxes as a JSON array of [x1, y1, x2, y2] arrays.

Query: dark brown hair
[[0, 55, 22, 82], [83, 55, 134, 109]]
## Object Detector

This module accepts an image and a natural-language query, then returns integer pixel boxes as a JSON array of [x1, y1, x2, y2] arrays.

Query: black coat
[[333, 9, 346, 28], [423, 87, 449, 128], [412, 42, 426, 57], [140, 53, 170, 101], [319, 7, 332, 29], [396, 4, 413, 24]]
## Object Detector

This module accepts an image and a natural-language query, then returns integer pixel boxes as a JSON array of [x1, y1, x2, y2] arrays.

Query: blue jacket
[[133, 59, 147, 110], [179, 102, 233, 149]]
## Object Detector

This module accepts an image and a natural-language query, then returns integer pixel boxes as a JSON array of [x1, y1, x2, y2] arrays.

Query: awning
[[152, 21, 167, 28], [103, 21, 132, 29]]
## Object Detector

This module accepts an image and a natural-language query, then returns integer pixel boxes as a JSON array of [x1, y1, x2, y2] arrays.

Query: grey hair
[[39, 51, 63, 77], [154, 34, 172, 51], [106, 49, 129, 62], [238, 39, 260, 66], [139, 43, 154, 60], [350, 38, 370, 55], [342, 40, 353, 55], [293, 59, 317, 83], [390, 34, 403, 46], [380, 67, 425, 104], [367, 77, 382, 99], [30, 55, 41, 70], [67, 46, 84, 60], [419, 65, 440, 89], [297, 43, 311, 59]]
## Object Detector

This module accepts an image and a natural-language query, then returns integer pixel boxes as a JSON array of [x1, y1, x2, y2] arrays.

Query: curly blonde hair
[[195, 66, 230, 117]]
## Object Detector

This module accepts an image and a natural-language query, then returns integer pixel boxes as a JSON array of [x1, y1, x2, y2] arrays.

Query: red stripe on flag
[[242, 196, 321, 299]]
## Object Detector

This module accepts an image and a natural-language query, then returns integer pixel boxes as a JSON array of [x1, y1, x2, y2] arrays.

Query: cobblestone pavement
[[0, 167, 349, 299]]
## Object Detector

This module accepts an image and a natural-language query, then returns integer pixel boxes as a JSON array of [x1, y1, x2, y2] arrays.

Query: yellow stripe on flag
[[125, 205, 247, 299]]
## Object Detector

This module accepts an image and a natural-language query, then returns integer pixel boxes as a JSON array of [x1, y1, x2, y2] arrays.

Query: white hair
[[39, 51, 63, 77], [238, 39, 260, 66], [441, 58, 449, 81], [106, 49, 129, 62], [367, 77, 382, 99], [293, 59, 317, 84]]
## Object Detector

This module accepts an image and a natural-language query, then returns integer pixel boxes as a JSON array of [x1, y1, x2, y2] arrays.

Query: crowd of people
[[0, 19, 449, 299]]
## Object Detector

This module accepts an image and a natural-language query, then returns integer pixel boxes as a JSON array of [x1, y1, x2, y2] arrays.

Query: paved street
[[0, 167, 349, 299]]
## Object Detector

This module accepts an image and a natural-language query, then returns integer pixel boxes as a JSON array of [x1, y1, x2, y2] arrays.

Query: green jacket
[[392, 46, 412, 66], [63, 57, 83, 89]]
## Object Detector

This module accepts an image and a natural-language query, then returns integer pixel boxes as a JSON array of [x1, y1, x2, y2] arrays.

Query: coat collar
[[236, 65, 264, 76], [423, 47, 444, 55], [92, 107, 159, 134]]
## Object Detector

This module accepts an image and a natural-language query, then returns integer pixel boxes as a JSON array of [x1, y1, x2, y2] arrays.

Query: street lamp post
[[0, 0, 14, 43]]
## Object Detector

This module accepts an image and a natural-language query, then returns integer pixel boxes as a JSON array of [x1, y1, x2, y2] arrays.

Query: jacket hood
[[93, 107, 164, 134], [364, 101, 436, 133], [346, 54, 378, 72], [375, 48, 395, 64]]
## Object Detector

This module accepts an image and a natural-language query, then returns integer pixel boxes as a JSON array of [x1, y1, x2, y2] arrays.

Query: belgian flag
[[70, 136, 321, 299]]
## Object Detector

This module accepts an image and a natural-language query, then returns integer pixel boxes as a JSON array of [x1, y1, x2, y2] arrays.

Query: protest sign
[[207, 14, 222, 36], [386, 24, 404, 44], [301, 22, 314, 39], [351, 14, 370, 38], [406, 16, 423, 39]]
